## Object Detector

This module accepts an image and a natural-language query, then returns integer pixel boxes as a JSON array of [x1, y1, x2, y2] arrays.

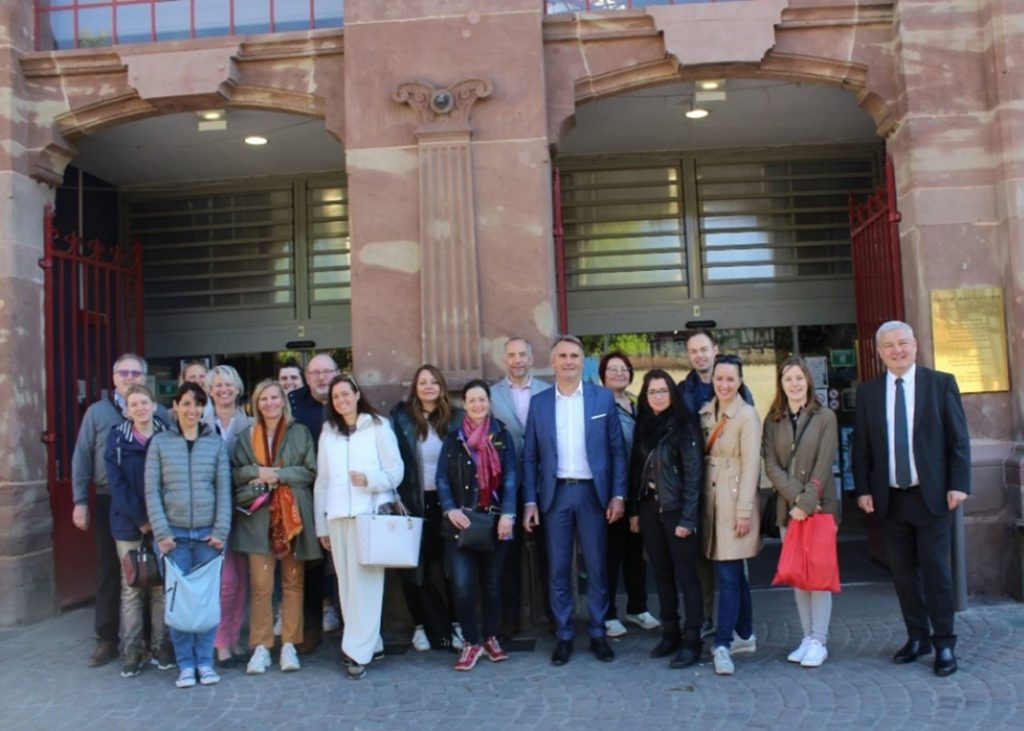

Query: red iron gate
[[40, 206, 144, 607], [849, 156, 905, 382]]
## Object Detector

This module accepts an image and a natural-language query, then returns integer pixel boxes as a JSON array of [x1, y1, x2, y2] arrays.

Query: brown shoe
[[87, 640, 119, 668], [296, 628, 322, 655]]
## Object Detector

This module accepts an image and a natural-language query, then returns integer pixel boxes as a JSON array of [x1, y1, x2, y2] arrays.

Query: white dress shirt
[[885, 364, 919, 487], [554, 380, 593, 480]]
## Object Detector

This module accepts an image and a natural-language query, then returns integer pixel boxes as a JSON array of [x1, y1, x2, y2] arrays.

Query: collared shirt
[[508, 375, 534, 428], [554, 380, 593, 480], [885, 364, 919, 487]]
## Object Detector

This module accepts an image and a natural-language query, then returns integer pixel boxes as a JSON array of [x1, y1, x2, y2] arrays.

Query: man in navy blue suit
[[522, 335, 628, 665]]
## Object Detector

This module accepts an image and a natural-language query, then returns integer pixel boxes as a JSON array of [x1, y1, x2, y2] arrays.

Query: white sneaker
[[787, 637, 813, 663], [280, 642, 300, 672], [731, 631, 757, 655], [800, 639, 828, 668], [625, 611, 661, 631], [604, 618, 628, 637], [273, 610, 282, 636], [713, 646, 735, 675], [322, 605, 341, 633], [246, 645, 272, 675], [451, 623, 466, 650], [175, 668, 196, 688], [411, 626, 430, 652], [197, 666, 220, 686]]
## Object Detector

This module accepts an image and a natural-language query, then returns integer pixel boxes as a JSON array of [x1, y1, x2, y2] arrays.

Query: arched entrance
[[47, 104, 346, 606], [544, 11, 898, 586]]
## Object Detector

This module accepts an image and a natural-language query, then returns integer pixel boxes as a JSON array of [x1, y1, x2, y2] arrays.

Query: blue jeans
[[166, 527, 219, 670], [444, 537, 509, 645], [714, 559, 753, 649]]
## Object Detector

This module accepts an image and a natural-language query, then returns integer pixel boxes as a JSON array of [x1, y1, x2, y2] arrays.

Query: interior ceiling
[[72, 80, 878, 186], [73, 110, 344, 187], [558, 79, 880, 155]]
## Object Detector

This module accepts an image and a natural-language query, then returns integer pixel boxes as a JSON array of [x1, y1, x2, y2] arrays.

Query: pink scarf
[[463, 416, 501, 509]]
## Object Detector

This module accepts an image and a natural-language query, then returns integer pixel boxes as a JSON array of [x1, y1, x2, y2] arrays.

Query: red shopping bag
[[772, 513, 841, 592]]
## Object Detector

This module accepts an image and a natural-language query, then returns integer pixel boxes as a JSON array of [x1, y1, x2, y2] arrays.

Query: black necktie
[[894, 377, 912, 488]]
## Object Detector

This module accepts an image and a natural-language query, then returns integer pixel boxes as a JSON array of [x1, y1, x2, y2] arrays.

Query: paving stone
[[1, 583, 1021, 729]]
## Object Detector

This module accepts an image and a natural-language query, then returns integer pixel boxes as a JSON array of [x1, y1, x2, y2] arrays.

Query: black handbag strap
[[784, 412, 815, 473]]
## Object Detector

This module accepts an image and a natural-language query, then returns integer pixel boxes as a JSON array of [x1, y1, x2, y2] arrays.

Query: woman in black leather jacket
[[627, 369, 705, 668], [436, 379, 517, 672]]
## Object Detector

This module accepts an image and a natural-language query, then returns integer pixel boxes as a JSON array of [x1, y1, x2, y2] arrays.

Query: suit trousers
[[543, 480, 609, 641], [93, 494, 121, 643], [883, 487, 956, 646]]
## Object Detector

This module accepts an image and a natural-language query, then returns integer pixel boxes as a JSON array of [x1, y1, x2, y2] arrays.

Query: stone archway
[[20, 32, 345, 187], [543, 3, 898, 148]]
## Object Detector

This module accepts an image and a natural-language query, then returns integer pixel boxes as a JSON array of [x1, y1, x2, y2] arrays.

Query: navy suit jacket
[[521, 382, 627, 514], [852, 365, 971, 519]]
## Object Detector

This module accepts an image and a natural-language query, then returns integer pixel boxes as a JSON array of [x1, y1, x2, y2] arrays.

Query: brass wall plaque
[[930, 287, 1009, 393]]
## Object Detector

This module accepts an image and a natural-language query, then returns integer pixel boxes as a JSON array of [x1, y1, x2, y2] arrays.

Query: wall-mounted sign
[[830, 349, 856, 368], [806, 356, 828, 388], [930, 286, 1009, 394]]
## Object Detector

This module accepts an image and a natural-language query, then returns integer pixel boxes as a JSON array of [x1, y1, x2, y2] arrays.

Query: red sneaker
[[454, 644, 484, 671], [482, 636, 508, 662]]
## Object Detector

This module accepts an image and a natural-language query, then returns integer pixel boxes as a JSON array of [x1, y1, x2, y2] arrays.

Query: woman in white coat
[[314, 373, 404, 680]]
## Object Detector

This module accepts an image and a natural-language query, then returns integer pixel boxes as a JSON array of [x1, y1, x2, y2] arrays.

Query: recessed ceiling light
[[245, 136, 269, 146], [685, 108, 710, 120], [697, 80, 723, 91], [199, 110, 225, 121]]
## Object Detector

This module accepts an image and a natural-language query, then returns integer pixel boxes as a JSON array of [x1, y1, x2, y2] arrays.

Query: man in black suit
[[853, 321, 970, 677]]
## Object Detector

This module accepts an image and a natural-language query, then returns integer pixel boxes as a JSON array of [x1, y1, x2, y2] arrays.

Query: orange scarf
[[253, 421, 302, 558]]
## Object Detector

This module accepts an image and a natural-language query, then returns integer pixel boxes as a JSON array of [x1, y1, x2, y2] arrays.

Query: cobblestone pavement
[[2, 583, 1022, 731]]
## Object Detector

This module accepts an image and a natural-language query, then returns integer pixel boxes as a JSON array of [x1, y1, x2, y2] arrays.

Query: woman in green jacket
[[762, 355, 839, 669], [230, 379, 320, 675]]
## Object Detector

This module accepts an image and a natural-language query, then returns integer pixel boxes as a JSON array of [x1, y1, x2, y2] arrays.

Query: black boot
[[650, 630, 681, 659], [670, 633, 703, 669]]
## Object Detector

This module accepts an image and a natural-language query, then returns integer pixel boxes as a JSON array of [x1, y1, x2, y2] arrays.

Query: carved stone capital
[[393, 78, 493, 132]]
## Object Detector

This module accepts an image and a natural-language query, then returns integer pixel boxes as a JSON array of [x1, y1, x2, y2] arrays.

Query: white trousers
[[327, 518, 385, 665]]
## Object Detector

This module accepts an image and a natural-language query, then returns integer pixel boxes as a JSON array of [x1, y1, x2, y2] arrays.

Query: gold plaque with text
[[930, 287, 1009, 393]]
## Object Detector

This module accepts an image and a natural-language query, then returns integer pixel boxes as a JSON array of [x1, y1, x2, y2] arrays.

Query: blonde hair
[[206, 364, 245, 398], [251, 379, 293, 424]]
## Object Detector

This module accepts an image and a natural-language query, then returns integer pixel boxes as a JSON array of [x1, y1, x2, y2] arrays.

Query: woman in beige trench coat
[[699, 354, 762, 676]]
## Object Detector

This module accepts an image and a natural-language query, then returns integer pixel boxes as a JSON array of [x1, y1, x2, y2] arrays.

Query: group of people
[[70, 319, 971, 688]]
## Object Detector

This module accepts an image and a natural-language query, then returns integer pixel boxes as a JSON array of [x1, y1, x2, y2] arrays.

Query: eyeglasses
[[714, 354, 742, 365], [307, 368, 338, 378], [605, 367, 630, 375], [114, 369, 143, 378], [647, 388, 670, 397]]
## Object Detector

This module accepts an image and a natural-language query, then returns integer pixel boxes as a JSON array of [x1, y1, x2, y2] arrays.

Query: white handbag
[[355, 493, 423, 568], [163, 552, 223, 633]]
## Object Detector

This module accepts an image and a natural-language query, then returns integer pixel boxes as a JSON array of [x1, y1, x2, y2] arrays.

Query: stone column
[[0, 0, 57, 624], [343, 0, 557, 408], [394, 79, 493, 383], [886, 0, 1024, 597]]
